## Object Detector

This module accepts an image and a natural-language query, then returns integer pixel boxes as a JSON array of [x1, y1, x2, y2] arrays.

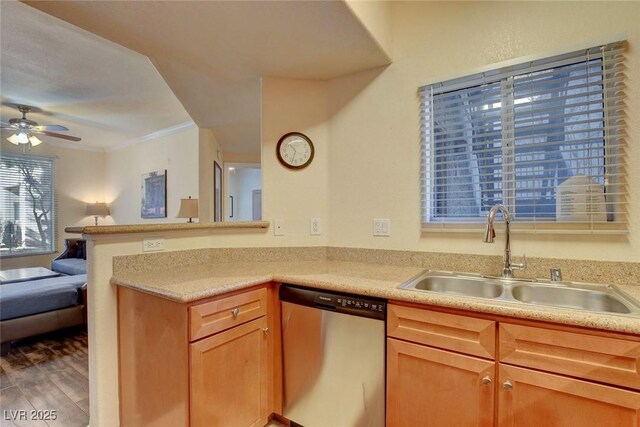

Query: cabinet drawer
[[190, 288, 267, 341], [387, 304, 496, 359], [500, 323, 640, 390]]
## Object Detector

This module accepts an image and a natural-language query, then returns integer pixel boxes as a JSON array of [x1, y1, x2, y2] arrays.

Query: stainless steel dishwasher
[[280, 285, 386, 427]]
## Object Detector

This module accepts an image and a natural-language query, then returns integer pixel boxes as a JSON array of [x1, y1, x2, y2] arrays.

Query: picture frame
[[214, 161, 223, 222], [141, 169, 167, 218]]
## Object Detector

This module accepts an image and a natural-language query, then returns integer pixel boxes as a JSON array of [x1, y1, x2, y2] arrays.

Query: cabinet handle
[[231, 308, 240, 318], [503, 380, 513, 390], [262, 327, 269, 335], [481, 376, 492, 386]]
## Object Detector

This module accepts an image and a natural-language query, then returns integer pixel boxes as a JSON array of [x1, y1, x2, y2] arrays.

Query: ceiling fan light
[[16, 132, 29, 144], [7, 133, 21, 145], [29, 135, 42, 146]]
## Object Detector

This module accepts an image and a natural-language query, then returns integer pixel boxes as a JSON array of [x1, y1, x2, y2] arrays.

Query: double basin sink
[[399, 270, 640, 316]]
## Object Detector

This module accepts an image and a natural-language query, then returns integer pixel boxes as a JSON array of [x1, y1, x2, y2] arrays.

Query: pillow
[[75, 241, 86, 259]]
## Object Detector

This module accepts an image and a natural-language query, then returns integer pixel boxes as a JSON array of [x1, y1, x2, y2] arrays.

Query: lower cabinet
[[117, 285, 273, 427], [191, 316, 269, 427], [386, 303, 640, 427], [498, 364, 640, 426], [387, 338, 495, 427]]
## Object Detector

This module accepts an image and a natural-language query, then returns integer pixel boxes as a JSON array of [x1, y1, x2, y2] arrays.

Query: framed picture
[[141, 170, 167, 218], [214, 161, 223, 222]]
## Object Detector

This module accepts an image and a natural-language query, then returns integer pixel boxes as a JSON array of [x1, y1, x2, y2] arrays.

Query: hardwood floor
[[0, 327, 89, 427]]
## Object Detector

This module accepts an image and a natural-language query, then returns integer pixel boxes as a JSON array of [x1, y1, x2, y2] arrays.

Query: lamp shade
[[86, 202, 110, 217], [177, 197, 198, 219]]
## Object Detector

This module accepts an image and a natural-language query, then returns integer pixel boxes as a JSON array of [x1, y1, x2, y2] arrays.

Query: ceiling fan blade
[[33, 125, 69, 131], [38, 130, 82, 142]]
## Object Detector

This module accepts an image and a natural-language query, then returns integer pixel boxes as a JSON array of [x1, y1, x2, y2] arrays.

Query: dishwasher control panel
[[281, 284, 386, 320]]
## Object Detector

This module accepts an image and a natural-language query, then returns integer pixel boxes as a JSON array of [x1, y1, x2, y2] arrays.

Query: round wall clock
[[276, 132, 315, 170]]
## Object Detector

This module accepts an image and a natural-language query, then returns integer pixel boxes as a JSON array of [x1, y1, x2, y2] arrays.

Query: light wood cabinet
[[387, 302, 640, 427], [190, 288, 268, 341], [387, 338, 495, 427], [500, 323, 640, 390], [498, 364, 640, 426], [191, 316, 269, 427], [388, 304, 495, 359], [118, 285, 276, 427]]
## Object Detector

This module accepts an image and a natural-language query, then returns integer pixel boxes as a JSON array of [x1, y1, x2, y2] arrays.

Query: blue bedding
[[51, 258, 86, 275], [0, 274, 87, 321]]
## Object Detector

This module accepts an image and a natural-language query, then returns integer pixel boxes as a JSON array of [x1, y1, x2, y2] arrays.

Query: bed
[[0, 239, 88, 355]]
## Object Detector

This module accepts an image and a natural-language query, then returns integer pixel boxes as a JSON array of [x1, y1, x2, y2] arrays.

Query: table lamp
[[177, 197, 198, 223], [86, 202, 110, 226]]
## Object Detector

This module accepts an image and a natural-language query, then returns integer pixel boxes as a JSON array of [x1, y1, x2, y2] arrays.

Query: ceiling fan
[[1, 105, 81, 147]]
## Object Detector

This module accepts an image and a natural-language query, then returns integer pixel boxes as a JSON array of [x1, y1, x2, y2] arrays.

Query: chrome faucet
[[482, 204, 526, 278]]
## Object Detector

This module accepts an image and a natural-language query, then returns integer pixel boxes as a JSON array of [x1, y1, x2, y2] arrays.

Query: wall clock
[[276, 132, 315, 170]]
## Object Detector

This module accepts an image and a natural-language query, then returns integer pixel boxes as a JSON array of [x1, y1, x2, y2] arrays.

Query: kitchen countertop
[[112, 260, 640, 335], [65, 220, 269, 235]]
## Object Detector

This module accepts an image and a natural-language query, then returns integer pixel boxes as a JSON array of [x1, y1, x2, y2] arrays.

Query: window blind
[[0, 152, 55, 257], [420, 42, 627, 233]]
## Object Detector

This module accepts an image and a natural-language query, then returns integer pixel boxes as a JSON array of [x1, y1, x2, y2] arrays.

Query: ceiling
[[4, 1, 390, 153], [0, 1, 192, 150]]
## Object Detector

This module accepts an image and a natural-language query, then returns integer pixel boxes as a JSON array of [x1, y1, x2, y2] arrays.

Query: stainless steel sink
[[511, 284, 633, 314], [413, 276, 503, 299], [399, 270, 640, 316]]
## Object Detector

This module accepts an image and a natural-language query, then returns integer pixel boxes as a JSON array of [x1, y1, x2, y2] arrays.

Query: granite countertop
[[65, 220, 269, 235], [112, 260, 640, 335]]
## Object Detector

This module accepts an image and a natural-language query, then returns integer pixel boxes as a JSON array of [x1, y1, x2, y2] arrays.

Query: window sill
[[422, 223, 628, 235], [0, 250, 57, 259]]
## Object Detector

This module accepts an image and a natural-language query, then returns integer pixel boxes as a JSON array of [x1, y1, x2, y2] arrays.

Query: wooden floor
[[0, 327, 89, 427]]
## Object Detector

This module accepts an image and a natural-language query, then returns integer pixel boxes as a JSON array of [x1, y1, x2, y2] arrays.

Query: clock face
[[276, 132, 314, 170]]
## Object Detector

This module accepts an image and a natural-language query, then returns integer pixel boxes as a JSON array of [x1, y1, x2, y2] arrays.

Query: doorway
[[224, 163, 262, 221]]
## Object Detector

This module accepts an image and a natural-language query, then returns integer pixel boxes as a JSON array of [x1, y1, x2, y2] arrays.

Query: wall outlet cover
[[274, 219, 285, 236], [373, 219, 391, 237], [311, 218, 321, 235], [142, 238, 165, 252]]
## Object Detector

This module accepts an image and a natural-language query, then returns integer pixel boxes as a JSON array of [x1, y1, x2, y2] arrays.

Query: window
[[0, 152, 55, 257], [420, 42, 626, 232]]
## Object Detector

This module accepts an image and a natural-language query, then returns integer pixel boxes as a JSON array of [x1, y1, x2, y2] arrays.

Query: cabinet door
[[191, 316, 269, 427], [387, 338, 495, 427], [498, 364, 640, 427]]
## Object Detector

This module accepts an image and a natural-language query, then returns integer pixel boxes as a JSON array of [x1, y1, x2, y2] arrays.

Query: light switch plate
[[143, 238, 165, 252], [310, 218, 321, 235], [274, 219, 285, 236], [373, 219, 391, 237]]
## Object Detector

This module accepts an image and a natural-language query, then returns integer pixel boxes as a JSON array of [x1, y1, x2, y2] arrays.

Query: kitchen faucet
[[482, 204, 527, 278]]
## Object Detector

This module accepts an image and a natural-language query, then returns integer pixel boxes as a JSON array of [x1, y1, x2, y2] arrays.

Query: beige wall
[[326, 1, 640, 262], [261, 77, 330, 246], [105, 125, 199, 224], [1, 140, 105, 269], [345, 0, 393, 60]]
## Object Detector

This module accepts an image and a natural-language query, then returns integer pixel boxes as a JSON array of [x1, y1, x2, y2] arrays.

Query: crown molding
[[105, 120, 196, 152]]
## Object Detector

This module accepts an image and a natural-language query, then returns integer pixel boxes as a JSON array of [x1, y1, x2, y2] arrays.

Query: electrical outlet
[[310, 218, 321, 235], [274, 219, 285, 236], [373, 219, 391, 237], [142, 238, 165, 252]]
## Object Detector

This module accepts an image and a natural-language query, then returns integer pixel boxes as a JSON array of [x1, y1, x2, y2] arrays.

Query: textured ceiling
[[0, 1, 192, 150], [22, 1, 391, 154]]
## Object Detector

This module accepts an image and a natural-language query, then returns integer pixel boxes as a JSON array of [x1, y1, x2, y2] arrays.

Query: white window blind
[[0, 152, 55, 257], [420, 42, 627, 233]]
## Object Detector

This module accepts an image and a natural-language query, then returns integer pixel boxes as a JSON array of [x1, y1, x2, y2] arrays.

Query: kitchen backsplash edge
[[111, 246, 639, 287]]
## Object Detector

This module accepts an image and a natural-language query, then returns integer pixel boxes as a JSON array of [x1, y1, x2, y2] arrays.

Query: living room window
[[0, 152, 55, 257], [419, 42, 626, 233]]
